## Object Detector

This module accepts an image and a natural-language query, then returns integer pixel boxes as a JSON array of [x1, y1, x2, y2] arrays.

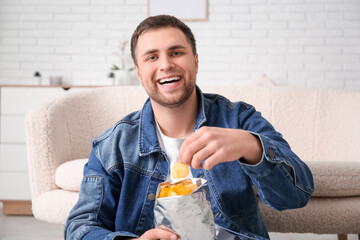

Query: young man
[[65, 15, 314, 240]]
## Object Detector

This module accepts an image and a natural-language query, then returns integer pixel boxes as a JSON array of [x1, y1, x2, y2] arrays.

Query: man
[[65, 15, 314, 240]]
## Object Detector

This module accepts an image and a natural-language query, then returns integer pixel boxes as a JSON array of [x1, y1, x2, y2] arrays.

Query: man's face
[[134, 27, 198, 108]]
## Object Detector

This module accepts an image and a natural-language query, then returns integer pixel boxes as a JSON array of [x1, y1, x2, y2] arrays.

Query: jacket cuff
[[239, 132, 280, 178]]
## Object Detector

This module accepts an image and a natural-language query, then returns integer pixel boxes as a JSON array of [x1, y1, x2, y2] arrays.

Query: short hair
[[130, 15, 197, 65]]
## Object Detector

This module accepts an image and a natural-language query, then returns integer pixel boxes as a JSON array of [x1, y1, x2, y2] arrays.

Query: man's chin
[[148, 84, 196, 108], [153, 98, 187, 109]]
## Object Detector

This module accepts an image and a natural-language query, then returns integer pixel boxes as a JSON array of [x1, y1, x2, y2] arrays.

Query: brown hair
[[130, 15, 197, 65]]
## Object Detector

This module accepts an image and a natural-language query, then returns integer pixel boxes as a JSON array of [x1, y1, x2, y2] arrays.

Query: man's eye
[[147, 56, 157, 61], [173, 51, 182, 56]]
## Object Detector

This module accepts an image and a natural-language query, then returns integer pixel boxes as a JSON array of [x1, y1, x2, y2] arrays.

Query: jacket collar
[[138, 85, 207, 156]]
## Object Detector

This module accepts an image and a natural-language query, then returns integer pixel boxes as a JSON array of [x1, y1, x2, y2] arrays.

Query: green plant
[[111, 40, 134, 72], [111, 65, 120, 71]]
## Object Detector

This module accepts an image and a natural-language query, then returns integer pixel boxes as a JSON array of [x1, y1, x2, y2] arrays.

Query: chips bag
[[154, 178, 217, 240]]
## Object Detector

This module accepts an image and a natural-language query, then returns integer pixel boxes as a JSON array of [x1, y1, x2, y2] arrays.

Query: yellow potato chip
[[184, 183, 198, 192], [172, 161, 190, 179], [169, 190, 178, 196], [157, 178, 199, 198], [172, 184, 189, 195], [158, 185, 171, 198]]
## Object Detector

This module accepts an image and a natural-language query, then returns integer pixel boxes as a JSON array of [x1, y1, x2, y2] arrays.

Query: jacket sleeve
[[238, 104, 314, 211], [64, 150, 138, 240]]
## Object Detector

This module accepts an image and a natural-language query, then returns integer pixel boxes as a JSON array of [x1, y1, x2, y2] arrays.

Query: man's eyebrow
[[168, 45, 186, 51], [141, 45, 187, 57], [142, 49, 158, 57]]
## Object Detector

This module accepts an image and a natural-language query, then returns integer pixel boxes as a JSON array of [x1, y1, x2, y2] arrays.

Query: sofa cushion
[[259, 196, 360, 233], [308, 160, 360, 197], [55, 159, 360, 197], [55, 159, 87, 191], [34, 189, 79, 225]]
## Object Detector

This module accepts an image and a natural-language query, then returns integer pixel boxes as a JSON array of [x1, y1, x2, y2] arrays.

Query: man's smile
[[158, 75, 182, 85]]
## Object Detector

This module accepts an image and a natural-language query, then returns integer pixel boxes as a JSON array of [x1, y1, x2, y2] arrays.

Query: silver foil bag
[[154, 178, 217, 240]]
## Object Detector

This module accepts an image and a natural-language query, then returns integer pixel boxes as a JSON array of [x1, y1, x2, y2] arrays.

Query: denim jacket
[[65, 87, 314, 240]]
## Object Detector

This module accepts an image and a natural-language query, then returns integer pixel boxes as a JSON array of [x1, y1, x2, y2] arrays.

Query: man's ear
[[134, 64, 142, 84], [194, 54, 199, 73]]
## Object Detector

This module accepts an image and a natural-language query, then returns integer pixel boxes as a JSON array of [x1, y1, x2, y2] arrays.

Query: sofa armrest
[[25, 86, 148, 203], [25, 98, 74, 201]]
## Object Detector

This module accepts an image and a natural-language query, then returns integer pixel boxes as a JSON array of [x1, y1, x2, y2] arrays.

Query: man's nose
[[159, 56, 175, 71]]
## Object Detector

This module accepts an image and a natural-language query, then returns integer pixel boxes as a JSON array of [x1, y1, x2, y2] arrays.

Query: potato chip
[[158, 185, 171, 198], [184, 183, 198, 192], [157, 178, 199, 198], [172, 161, 190, 179]]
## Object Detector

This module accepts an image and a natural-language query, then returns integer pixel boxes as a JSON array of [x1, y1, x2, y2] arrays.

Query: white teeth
[[159, 76, 181, 84]]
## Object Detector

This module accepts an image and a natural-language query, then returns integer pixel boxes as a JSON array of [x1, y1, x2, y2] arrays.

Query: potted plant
[[34, 71, 42, 85], [108, 72, 115, 85], [111, 40, 135, 85]]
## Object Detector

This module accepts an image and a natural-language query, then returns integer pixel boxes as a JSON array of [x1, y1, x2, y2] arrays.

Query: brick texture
[[0, 0, 359, 88]]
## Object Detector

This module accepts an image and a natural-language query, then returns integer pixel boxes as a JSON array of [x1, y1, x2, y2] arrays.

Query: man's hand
[[132, 226, 179, 240], [179, 126, 263, 170]]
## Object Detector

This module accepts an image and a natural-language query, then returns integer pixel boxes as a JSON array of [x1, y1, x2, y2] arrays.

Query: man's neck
[[152, 90, 198, 139]]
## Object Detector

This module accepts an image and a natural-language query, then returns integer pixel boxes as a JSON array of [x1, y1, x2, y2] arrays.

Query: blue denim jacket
[[65, 87, 314, 240]]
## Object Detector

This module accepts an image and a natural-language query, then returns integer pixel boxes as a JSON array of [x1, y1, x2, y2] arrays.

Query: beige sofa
[[25, 85, 360, 238]]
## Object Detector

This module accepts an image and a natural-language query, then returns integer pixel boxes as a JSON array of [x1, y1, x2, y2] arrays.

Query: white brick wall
[[0, 0, 360, 88]]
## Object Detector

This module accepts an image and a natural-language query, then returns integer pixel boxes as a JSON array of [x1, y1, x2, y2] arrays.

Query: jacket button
[[159, 154, 165, 160], [269, 148, 275, 159], [148, 193, 155, 201]]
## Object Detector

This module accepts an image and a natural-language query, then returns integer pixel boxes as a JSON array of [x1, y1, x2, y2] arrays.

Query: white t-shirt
[[155, 122, 192, 182], [155, 122, 236, 240]]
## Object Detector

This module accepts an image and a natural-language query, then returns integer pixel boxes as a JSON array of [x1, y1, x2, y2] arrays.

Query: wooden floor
[[0, 205, 358, 240]]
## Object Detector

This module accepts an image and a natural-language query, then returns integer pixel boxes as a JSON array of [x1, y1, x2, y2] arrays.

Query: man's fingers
[[179, 130, 202, 164], [156, 225, 177, 234], [202, 151, 224, 170], [190, 144, 215, 169], [180, 127, 255, 170], [179, 128, 210, 165], [142, 227, 179, 240]]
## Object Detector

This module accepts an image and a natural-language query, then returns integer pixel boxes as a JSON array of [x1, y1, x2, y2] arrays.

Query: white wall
[[0, 0, 360, 88]]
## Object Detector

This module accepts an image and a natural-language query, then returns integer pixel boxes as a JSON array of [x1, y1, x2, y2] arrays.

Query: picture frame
[[147, 0, 208, 21]]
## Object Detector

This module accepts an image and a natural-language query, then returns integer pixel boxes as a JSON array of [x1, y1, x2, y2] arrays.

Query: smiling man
[[65, 15, 314, 240], [135, 26, 198, 109]]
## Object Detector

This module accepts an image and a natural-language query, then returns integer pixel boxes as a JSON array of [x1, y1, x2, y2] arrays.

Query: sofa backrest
[[208, 86, 360, 163], [25, 85, 359, 199], [27, 85, 360, 167]]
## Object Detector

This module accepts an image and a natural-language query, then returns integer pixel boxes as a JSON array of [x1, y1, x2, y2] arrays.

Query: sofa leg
[[338, 234, 348, 240]]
